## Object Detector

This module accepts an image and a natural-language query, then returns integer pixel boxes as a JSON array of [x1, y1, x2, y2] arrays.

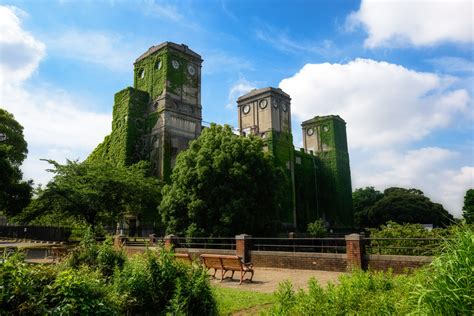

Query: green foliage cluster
[[0, 230, 217, 315], [88, 88, 151, 167], [462, 189, 474, 224], [0, 108, 32, 218], [160, 124, 283, 237], [306, 219, 326, 237], [353, 187, 454, 228], [367, 221, 450, 256], [18, 160, 161, 228], [270, 224, 473, 315]]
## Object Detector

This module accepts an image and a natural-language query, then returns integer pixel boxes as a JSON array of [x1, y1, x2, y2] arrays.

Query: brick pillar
[[164, 234, 178, 250], [236, 234, 252, 263], [345, 233, 363, 271]]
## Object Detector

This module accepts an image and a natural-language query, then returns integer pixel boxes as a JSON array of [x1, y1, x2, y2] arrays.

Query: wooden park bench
[[200, 254, 254, 284], [174, 252, 193, 264]]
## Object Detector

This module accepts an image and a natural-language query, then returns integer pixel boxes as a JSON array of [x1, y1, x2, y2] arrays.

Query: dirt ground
[[210, 267, 344, 293]]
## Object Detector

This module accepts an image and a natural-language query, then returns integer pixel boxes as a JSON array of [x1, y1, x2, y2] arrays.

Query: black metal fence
[[364, 237, 443, 256], [174, 237, 236, 250], [0, 225, 72, 242], [251, 237, 346, 253]]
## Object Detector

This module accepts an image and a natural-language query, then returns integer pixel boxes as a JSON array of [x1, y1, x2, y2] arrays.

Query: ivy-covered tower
[[237, 87, 297, 228], [301, 115, 353, 227], [89, 42, 203, 181]]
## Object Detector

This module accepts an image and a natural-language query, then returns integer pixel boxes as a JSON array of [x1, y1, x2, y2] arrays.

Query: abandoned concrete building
[[89, 42, 353, 232]]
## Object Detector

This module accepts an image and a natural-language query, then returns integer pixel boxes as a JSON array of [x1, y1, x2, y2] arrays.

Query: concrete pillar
[[114, 234, 127, 249], [345, 233, 363, 270], [236, 234, 252, 263], [164, 234, 178, 250]]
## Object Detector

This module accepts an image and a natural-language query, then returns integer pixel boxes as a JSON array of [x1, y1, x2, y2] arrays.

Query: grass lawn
[[213, 286, 276, 315]]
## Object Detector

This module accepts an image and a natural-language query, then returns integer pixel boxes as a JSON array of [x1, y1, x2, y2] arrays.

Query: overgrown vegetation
[[269, 224, 473, 315], [307, 219, 326, 237], [0, 229, 216, 315], [160, 124, 283, 237]]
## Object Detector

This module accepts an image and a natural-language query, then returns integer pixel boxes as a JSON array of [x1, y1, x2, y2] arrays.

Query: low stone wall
[[364, 254, 432, 273], [251, 251, 347, 272]]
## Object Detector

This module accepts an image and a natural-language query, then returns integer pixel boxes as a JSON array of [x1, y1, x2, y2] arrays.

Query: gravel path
[[210, 267, 344, 293]]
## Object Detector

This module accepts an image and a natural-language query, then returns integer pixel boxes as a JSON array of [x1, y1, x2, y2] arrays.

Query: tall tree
[[0, 108, 32, 217], [160, 124, 283, 237], [352, 187, 384, 227], [19, 160, 161, 229], [462, 189, 474, 224], [367, 187, 454, 227]]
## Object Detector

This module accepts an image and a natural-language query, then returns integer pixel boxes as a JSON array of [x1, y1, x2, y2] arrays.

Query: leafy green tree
[[367, 187, 454, 227], [352, 187, 384, 227], [18, 160, 161, 229], [307, 219, 326, 237], [160, 124, 283, 237], [462, 189, 474, 224], [0, 108, 32, 218]]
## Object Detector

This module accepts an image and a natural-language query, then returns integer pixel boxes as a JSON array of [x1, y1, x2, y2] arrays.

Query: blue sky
[[0, 0, 472, 217]]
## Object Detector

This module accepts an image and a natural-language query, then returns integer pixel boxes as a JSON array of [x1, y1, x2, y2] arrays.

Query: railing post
[[345, 233, 363, 271], [114, 234, 126, 249], [164, 234, 178, 250], [236, 234, 252, 263]]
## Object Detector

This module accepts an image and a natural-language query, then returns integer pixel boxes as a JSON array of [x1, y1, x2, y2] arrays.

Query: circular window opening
[[272, 99, 279, 109], [242, 104, 251, 114], [307, 127, 314, 136], [172, 60, 180, 69], [282, 102, 288, 112], [259, 99, 268, 109], [323, 125, 329, 132]]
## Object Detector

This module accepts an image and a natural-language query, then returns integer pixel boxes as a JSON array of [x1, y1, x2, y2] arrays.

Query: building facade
[[90, 42, 353, 230]]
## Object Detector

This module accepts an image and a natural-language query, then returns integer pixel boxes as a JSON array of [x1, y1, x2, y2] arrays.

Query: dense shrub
[[113, 249, 217, 315], [367, 221, 450, 255], [0, 230, 216, 315]]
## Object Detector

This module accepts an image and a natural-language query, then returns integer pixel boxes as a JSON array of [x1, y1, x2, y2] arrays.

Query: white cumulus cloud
[[0, 6, 111, 185], [280, 58, 469, 149], [225, 78, 257, 110], [280, 59, 472, 217], [347, 0, 473, 48]]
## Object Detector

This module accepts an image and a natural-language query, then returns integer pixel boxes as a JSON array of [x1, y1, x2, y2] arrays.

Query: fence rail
[[174, 237, 236, 250], [252, 237, 346, 253], [0, 225, 71, 242]]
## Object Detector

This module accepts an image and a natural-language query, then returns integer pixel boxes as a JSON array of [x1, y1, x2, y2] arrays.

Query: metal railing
[[174, 237, 236, 250], [364, 237, 443, 256], [252, 237, 346, 253]]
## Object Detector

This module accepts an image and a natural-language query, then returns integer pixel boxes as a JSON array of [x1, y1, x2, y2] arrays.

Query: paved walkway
[[210, 267, 344, 293]]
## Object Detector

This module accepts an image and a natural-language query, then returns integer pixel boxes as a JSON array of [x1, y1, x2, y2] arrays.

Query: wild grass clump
[[412, 224, 473, 314]]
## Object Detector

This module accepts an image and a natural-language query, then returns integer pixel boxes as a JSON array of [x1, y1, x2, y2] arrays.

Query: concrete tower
[[133, 42, 203, 180], [301, 115, 353, 227], [237, 87, 297, 228]]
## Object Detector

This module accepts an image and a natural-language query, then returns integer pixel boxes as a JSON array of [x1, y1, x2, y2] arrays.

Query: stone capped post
[[345, 233, 363, 270], [236, 234, 252, 263], [164, 234, 178, 250]]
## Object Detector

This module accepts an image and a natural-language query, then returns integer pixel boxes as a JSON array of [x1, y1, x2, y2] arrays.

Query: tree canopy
[[18, 160, 161, 228], [0, 108, 32, 217], [353, 187, 454, 228], [462, 189, 474, 224], [160, 124, 283, 237]]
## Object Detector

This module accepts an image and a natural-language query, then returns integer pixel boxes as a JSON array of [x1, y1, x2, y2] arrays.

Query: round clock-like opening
[[172, 60, 180, 69], [259, 99, 268, 109], [242, 104, 251, 114], [272, 99, 279, 109], [307, 127, 314, 136], [187, 64, 196, 75], [323, 125, 329, 132], [282, 102, 288, 112]]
